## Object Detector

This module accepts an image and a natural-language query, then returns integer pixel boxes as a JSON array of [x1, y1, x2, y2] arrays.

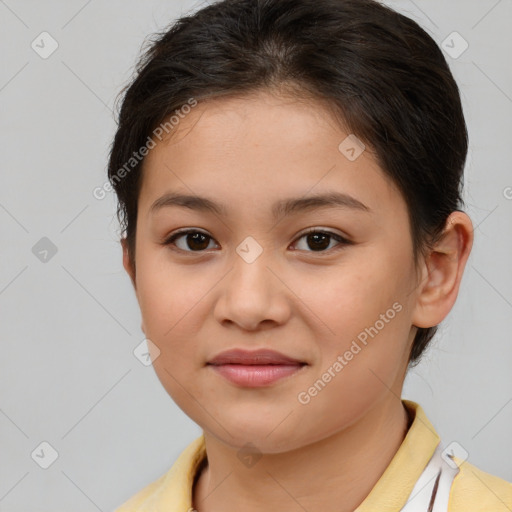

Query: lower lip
[[208, 364, 305, 387]]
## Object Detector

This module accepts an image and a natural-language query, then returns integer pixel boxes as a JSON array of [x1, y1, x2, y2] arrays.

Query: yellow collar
[[355, 400, 440, 511], [119, 400, 440, 510]]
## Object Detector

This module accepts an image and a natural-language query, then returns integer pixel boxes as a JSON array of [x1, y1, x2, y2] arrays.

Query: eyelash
[[162, 227, 352, 254]]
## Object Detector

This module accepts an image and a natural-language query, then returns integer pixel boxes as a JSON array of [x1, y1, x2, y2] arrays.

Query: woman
[[108, 0, 512, 510]]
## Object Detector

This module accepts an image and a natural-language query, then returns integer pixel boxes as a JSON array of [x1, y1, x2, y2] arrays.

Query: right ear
[[121, 238, 146, 334], [121, 238, 136, 289]]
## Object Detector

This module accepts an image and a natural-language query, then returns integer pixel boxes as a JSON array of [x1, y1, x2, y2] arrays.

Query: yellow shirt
[[115, 400, 512, 511]]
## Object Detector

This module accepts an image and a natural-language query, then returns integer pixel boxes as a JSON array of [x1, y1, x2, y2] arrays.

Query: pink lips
[[207, 349, 307, 387]]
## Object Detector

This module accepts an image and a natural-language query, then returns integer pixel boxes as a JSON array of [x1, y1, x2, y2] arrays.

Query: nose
[[213, 247, 291, 331]]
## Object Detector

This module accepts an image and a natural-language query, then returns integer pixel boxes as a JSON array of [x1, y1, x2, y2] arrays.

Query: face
[[123, 90, 423, 453]]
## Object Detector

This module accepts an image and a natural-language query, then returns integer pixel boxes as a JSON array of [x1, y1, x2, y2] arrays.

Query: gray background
[[1, 0, 511, 510]]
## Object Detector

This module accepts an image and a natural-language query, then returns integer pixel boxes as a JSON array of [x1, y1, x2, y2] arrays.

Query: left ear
[[411, 211, 474, 328]]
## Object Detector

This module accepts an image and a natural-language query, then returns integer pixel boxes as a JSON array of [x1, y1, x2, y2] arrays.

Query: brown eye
[[305, 232, 330, 251], [164, 230, 217, 252], [163, 228, 351, 255], [293, 229, 350, 253]]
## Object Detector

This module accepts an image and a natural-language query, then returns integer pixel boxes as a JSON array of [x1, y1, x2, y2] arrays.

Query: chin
[[203, 411, 308, 453], [214, 430, 305, 455]]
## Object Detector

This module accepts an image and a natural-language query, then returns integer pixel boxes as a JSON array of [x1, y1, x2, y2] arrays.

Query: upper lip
[[207, 349, 306, 366]]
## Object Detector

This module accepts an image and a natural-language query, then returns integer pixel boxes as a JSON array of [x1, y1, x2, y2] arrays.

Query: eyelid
[[294, 226, 350, 241], [165, 227, 209, 239]]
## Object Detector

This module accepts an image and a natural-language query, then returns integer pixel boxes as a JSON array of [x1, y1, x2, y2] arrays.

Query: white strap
[[399, 443, 459, 512], [430, 444, 460, 512]]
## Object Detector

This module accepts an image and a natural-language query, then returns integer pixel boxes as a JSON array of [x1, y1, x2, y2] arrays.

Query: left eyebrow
[[149, 191, 371, 218], [272, 192, 371, 218]]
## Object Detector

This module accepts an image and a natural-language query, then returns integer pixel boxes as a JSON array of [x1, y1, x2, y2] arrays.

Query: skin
[[122, 89, 473, 512]]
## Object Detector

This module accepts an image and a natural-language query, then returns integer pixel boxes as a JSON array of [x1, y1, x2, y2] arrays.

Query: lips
[[207, 349, 307, 387], [207, 348, 305, 366]]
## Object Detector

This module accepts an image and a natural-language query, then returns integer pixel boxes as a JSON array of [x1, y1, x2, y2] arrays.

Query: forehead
[[139, 90, 404, 220]]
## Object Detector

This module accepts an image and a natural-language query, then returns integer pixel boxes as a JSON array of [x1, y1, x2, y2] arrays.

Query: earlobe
[[411, 212, 474, 329]]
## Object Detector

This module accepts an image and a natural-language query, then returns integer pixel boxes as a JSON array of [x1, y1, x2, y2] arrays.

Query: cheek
[[136, 254, 206, 337], [135, 263, 213, 398], [136, 262, 209, 408], [301, 251, 414, 400], [310, 256, 409, 338]]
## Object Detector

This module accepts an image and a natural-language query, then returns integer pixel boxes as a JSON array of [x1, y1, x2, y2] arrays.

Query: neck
[[193, 397, 411, 512]]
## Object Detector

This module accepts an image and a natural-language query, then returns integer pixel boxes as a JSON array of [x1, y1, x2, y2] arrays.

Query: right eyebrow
[[150, 192, 226, 216]]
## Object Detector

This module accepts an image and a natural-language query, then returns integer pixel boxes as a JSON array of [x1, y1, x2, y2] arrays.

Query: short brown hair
[[108, 0, 468, 367]]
